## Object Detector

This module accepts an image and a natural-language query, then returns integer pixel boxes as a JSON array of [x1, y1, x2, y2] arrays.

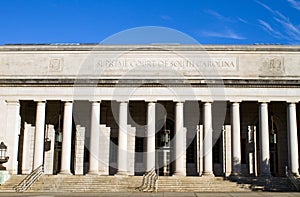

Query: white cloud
[[256, 1, 300, 42], [287, 0, 300, 10], [201, 29, 246, 40], [160, 15, 172, 21], [274, 17, 300, 40], [258, 19, 284, 39]]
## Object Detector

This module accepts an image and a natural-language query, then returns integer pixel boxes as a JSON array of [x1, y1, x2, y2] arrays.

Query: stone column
[[44, 125, 55, 175], [231, 102, 241, 176], [146, 102, 156, 172], [60, 101, 73, 174], [287, 102, 299, 176], [202, 102, 214, 176], [174, 102, 186, 176], [117, 101, 128, 175], [259, 102, 271, 177], [33, 101, 46, 169], [5, 100, 20, 174], [88, 101, 100, 175]]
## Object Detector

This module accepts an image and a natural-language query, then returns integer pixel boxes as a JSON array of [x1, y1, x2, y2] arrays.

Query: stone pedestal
[[0, 171, 10, 184]]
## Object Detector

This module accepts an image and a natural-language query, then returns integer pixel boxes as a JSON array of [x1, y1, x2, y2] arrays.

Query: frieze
[[94, 57, 238, 75]]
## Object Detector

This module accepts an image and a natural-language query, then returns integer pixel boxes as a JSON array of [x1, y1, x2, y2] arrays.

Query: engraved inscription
[[94, 57, 238, 75], [49, 58, 63, 72]]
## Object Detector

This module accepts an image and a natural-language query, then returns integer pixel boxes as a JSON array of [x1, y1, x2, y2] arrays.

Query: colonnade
[[4, 100, 300, 177]]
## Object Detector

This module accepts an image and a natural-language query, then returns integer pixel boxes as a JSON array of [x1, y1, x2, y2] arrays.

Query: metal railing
[[136, 168, 158, 192], [15, 165, 43, 192], [285, 166, 300, 191]]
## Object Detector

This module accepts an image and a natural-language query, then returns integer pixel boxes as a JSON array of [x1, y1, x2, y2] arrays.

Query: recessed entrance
[[155, 118, 174, 176]]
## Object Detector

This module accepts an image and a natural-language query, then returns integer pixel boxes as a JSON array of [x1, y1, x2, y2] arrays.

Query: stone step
[[26, 175, 252, 192]]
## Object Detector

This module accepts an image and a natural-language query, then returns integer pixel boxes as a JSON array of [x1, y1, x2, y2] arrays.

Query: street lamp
[[0, 142, 9, 170]]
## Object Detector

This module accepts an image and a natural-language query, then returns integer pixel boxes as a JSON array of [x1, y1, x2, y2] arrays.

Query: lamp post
[[0, 142, 9, 170]]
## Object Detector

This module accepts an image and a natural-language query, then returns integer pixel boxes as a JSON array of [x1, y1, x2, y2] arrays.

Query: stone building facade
[[0, 44, 299, 178]]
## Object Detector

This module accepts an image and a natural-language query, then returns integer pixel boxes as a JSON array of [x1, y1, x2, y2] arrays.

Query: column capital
[[258, 100, 270, 103], [89, 100, 101, 103], [145, 100, 157, 103], [230, 100, 242, 104], [117, 100, 129, 103], [287, 101, 298, 104], [5, 100, 19, 104], [174, 100, 185, 103], [34, 99, 46, 103], [61, 100, 73, 103], [202, 100, 213, 103]]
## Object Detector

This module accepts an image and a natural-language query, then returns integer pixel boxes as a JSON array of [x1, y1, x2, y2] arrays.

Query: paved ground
[[0, 192, 299, 197]]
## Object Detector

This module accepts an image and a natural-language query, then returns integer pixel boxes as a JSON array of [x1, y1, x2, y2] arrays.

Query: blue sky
[[0, 0, 300, 45]]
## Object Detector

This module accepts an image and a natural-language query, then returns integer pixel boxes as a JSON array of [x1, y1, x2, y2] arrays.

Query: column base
[[201, 171, 215, 177], [115, 171, 128, 176], [292, 172, 300, 177], [173, 172, 186, 176], [59, 170, 72, 175], [259, 173, 272, 178], [87, 171, 99, 175], [99, 170, 109, 176], [229, 172, 241, 177]]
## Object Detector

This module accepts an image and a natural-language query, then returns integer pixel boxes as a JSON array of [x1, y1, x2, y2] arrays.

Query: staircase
[[157, 176, 250, 192], [26, 175, 251, 192], [27, 175, 143, 192], [0, 175, 26, 192]]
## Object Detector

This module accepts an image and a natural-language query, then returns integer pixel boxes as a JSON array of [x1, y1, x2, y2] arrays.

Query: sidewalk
[[0, 192, 299, 197]]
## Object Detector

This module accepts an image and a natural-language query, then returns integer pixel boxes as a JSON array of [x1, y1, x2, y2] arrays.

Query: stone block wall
[[21, 122, 35, 174], [99, 124, 110, 175], [44, 124, 55, 174], [127, 125, 136, 176], [74, 125, 85, 175]]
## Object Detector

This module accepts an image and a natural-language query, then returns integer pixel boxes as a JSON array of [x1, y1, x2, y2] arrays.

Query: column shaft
[[5, 101, 20, 174], [33, 101, 46, 169], [174, 102, 186, 176], [117, 102, 128, 175], [60, 101, 73, 174], [259, 102, 271, 177], [287, 103, 299, 175], [202, 102, 214, 176], [231, 102, 241, 176], [88, 101, 100, 174], [146, 102, 156, 172]]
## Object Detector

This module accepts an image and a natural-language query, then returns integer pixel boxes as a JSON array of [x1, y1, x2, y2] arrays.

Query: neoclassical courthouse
[[0, 44, 299, 179]]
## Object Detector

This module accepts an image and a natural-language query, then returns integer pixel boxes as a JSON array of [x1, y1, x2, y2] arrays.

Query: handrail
[[136, 168, 158, 192], [15, 165, 43, 192], [285, 166, 300, 191]]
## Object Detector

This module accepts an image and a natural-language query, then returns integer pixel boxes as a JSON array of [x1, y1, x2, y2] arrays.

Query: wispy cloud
[[204, 10, 234, 22], [287, 0, 300, 10], [237, 17, 249, 24], [258, 19, 284, 39], [256, 0, 300, 42], [201, 29, 246, 40], [160, 15, 172, 21], [204, 9, 249, 24]]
